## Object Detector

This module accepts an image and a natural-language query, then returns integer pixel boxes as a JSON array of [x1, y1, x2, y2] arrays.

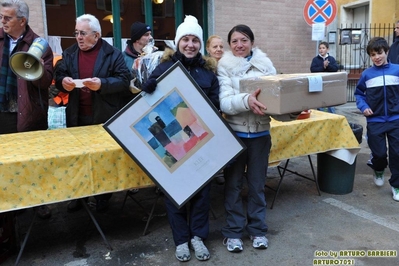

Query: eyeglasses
[[0, 15, 21, 22], [73, 30, 96, 37]]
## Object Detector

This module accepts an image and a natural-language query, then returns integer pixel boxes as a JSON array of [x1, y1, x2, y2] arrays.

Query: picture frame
[[103, 61, 245, 208]]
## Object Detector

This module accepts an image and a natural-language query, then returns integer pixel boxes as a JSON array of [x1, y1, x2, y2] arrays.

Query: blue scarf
[[0, 34, 18, 112]]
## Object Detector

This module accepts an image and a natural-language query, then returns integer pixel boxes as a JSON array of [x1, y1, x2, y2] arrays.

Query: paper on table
[[73, 78, 91, 88]]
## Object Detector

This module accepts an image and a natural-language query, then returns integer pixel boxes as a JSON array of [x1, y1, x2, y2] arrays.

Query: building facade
[[20, 0, 399, 75]]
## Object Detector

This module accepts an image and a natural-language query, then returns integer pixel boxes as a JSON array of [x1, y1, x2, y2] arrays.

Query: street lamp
[[102, 15, 123, 24]]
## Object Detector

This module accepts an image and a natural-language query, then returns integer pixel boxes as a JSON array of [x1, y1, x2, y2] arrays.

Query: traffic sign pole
[[304, 0, 337, 56]]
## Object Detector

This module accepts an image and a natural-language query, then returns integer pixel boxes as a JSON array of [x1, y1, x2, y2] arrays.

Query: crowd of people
[[2, 0, 399, 263]]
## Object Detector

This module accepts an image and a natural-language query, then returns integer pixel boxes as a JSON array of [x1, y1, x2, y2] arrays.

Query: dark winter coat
[[55, 40, 132, 127], [0, 26, 53, 132], [388, 36, 399, 64], [148, 48, 220, 110], [310, 54, 338, 72]]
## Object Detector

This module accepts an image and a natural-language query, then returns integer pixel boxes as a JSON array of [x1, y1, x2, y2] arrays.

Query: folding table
[[266, 110, 361, 208], [0, 125, 154, 265]]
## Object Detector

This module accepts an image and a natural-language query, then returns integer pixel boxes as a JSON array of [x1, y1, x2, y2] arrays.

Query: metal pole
[[144, 0, 154, 30], [202, 0, 208, 45], [174, 0, 183, 28], [112, 0, 122, 50], [74, 0, 84, 18]]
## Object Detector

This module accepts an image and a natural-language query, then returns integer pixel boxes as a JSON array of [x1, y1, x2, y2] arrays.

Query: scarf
[[0, 34, 18, 111], [172, 50, 204, 68], [126, 40, 141, 58]]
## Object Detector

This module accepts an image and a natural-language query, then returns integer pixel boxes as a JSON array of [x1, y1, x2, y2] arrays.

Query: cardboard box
[[239, 72, 348, 114]]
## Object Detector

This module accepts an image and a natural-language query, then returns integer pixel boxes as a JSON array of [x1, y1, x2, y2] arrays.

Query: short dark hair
[[227, 24, 254, 44], [319, 41, 329, 49], [366, 37, 389, 55]]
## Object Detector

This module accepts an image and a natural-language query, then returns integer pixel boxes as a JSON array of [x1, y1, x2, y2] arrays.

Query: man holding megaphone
[[0, 0, 54, 218]]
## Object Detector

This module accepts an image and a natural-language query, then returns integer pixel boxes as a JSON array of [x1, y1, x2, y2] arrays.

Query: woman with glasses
[[55, 14, 132, 213]]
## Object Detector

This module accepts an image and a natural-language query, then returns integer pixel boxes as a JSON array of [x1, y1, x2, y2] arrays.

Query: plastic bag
[[48, 106, 66, 129], [132, 40, 163, 91]]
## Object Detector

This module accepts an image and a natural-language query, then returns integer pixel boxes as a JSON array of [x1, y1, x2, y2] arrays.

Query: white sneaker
[[223, 238, 243, 252], [190, 236, 210, 261], [392, 187, 399, 201], [250, 235, 268, 249], [373, 170, 385, 187], [175, 242, 191, 262]]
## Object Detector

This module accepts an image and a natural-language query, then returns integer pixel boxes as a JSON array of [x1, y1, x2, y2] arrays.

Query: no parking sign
[[303, 0, 337, 26]]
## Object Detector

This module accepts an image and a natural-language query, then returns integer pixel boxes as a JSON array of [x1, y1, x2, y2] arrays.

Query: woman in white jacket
[[218, 24, 296, 253]]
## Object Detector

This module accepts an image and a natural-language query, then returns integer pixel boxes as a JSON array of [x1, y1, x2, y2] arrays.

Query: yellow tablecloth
[[0, 110, 360, 212], [269, 110, 360, 163], [0, 126, 152, 212]]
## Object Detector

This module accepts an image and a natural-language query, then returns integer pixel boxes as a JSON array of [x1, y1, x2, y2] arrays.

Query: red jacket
[[0, 26, 53, 132]]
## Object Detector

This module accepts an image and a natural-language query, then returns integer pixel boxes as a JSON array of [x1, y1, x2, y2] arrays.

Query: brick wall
[[23, 0, 318, 74], [214, 0, 316, 74], [25, 0, 46, 37]]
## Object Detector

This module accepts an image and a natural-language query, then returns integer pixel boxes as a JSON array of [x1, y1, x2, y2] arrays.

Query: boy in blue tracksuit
[[355, 37, 399, 201]]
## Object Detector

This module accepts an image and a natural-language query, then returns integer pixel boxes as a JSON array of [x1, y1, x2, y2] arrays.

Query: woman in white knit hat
[[141, 15, 219, 262]]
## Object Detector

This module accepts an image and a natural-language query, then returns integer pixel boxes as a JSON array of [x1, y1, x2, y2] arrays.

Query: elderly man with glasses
[[0, 0, 54, 219], [55, 14, 132, 213]]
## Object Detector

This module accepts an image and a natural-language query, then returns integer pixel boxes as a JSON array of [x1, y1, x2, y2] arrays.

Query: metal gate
[[337, 23, 395, 101]]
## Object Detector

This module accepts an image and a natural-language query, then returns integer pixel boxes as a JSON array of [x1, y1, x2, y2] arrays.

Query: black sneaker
[[35, 205, 52, 219], [67, 198, 88, 213], [67, 199, 82, 213]]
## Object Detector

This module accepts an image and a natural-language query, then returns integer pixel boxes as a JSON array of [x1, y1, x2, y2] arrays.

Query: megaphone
[[9, 37, 49, 81]]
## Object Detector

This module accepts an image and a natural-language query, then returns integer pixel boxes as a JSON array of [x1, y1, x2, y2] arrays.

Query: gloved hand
[[141, 78, 157, 94]]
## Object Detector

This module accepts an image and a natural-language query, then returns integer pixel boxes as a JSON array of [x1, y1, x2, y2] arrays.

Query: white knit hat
[[174, 15, 204, 55]]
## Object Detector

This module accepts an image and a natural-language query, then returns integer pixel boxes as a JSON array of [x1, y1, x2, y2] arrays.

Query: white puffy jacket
[[218, 47, 295, 133]]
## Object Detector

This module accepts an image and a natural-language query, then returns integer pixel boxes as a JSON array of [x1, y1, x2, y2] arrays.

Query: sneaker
[[223, 238, 243, 252], [250, 235, 268, 249], [392, 187, 399, 201], [190, 236, 210, 261], [67, 199, 82, 213], [128, 188, 139, 195], [373, 170, 385, 187], [35, 205, 52, 219], [175, 242, 191, 262]]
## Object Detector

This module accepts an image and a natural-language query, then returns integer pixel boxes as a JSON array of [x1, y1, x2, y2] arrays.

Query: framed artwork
[[104, 61, 245, 208]]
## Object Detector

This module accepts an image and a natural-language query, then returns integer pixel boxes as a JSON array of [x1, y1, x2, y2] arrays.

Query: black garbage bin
[[317, 123, 363, 195]]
